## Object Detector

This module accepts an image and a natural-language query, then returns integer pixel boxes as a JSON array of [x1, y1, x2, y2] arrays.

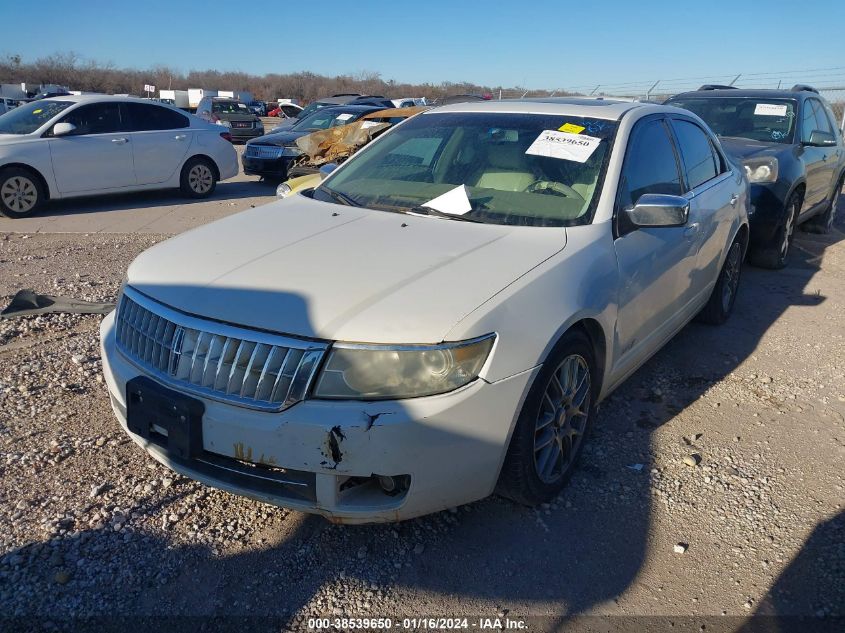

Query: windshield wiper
[[318, 186, 362, 208], [407, 206, 484, 223]]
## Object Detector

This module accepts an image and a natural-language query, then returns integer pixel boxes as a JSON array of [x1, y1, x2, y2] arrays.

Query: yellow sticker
[[559, 123, 585, 134], [33, 109, 42, 114]]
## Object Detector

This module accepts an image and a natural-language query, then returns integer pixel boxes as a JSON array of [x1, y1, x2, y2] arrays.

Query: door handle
[[111, 137, 129, 144], [730, 194, 738, 206], [684, 223, 700, 238], [174, 134, 187, 141]]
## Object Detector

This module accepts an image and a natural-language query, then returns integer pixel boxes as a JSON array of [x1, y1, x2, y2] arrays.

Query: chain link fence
[[489, 82, 845, 132]]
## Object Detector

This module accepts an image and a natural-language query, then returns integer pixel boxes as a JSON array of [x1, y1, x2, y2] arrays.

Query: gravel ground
[[0, 211, 843, 632]]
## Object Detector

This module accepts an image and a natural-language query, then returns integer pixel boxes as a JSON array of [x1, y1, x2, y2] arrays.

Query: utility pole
[[729, 74, 741, 86], [646, 80, 660, 101], [589, 85, 600, 96]]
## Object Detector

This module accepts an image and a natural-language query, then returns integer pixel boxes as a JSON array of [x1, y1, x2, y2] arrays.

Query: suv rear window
[[667, 97, 797, 144]]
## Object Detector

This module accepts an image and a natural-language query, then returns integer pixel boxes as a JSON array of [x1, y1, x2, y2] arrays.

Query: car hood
[[718, 136, 789, 160], [249, 129, 309, 147], [127, 197, 567, 343]]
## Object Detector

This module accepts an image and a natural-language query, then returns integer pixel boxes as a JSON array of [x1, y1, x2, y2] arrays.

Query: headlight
[[742, 157, 778, 183], [215, 119, 231, 127], [280, 146, 302, 157], [312, 334, 496, 400], [276, 183, 292, 198]]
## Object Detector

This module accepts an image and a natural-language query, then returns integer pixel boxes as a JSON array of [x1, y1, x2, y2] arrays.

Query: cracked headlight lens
[[313, 334, 496, 399], [742, 157, 778, 183]]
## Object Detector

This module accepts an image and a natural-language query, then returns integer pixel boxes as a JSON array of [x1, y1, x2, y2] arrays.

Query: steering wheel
[[524, 180, 585, 202]]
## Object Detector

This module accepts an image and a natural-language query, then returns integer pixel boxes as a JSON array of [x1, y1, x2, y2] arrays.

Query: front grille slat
[[114, 290, 325, 411], [245, 144, 283, 160]]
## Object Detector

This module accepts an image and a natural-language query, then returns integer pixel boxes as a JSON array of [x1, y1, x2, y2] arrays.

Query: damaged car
[[241, 104, 386, 181], [101, 99, 748, 523]]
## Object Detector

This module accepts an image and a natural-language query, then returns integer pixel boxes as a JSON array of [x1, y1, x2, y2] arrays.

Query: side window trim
[[667, 115, 726, 194], [613, 114, 685, 238]]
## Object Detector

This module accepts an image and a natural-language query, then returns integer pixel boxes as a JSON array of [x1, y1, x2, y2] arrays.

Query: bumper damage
[[100, 312, 536, 523]]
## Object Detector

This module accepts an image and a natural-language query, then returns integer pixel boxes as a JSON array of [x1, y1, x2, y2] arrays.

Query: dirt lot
[[0, 187, 843, 632]]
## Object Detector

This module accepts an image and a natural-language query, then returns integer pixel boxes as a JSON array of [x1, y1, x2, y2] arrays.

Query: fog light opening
[[378, 475, 397, 493]]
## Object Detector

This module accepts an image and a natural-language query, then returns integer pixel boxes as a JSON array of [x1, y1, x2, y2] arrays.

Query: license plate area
[[126, 376, 204, 460]]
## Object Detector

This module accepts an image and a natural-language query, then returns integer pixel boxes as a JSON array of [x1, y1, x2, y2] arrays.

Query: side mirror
[[626, 193, 689, 228], [806, 130, 836, 146], [52, 122, 77, 137], [319, 163, 338, 180]]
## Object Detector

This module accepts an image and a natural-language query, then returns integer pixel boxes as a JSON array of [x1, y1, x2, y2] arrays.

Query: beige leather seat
[[471, 144, 535, 192]]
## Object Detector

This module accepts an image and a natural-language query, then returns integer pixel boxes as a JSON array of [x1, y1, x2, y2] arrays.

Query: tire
[[0, 167, 45, 218], [497, 329, 598, 506], [804, 175, 843, 234], [748, 190, 801, 269], [697, 238, 743, 325], [180, 157, 217, 199]]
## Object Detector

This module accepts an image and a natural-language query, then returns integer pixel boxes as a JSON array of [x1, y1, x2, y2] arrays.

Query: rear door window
[[125, 103, 189, 131], [618, 118, 683, 209], [671, 119, 719, 190]]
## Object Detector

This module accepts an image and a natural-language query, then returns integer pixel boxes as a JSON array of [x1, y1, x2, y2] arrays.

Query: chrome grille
[[115, 287, 326, 411], [245, 144, 283, 159]]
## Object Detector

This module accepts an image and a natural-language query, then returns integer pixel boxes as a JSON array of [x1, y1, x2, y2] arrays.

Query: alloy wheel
[[533, 354, 591, 484], [828, 186, 841, 230], [188, 164, 213, 194], [1, 176, 38, 214], [721, 242, 742, 313], [780, 199, 798, 258]]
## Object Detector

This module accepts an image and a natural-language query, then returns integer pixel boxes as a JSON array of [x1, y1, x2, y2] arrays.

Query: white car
[[0, 95, 238, 218], [100, 99, 749, 523]]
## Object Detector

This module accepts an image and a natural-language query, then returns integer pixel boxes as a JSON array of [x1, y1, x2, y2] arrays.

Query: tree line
[[0, 52, 570, 103]]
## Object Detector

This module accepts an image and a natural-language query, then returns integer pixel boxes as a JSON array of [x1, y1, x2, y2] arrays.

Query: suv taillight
[[220, 132, 232, 142]]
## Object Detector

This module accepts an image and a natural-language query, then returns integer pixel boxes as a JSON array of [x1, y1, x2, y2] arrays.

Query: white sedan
[[0, 95, 238, 218], [100, 99, 749, 523]]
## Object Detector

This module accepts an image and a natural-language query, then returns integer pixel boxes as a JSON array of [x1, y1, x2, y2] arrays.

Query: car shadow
[[3, 195, 843, 631], [32, 180, 274, 219]]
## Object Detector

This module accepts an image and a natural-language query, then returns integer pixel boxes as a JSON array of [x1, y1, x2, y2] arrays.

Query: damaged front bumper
[[100, 312, 537, 523]]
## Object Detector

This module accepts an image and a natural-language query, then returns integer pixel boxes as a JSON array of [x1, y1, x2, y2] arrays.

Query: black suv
[[666, 86, 844, 268]]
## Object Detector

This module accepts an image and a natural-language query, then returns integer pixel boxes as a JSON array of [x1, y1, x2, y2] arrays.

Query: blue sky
[[3, 0, 844, 91]]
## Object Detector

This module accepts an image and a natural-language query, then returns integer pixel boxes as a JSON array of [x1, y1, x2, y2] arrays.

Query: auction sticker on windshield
[[754, 103, 788, 117], [525, 130, 601, 163]]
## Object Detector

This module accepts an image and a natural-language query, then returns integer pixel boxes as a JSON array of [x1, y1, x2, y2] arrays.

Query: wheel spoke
[[536, 412, 555, 432]]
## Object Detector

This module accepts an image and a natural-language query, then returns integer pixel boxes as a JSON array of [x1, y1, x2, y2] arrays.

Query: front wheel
[[748, 191, 800, 269], [697, 238, 743, 325], [180, 157, 217, 199], [0, 167, 45, 218], [497, 329, 597, 505]]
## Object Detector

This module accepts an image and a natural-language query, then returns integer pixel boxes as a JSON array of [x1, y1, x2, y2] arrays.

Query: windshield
[[313, 112, 618, 227], [667, 97, 797, 144], [0, 100, 73, 135], [295, 101, 334, 120], [293, 109, 364, 131], [212, 101, 248, 114]]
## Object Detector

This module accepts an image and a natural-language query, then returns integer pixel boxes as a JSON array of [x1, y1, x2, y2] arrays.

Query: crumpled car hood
[[127, 197, 567, 344]]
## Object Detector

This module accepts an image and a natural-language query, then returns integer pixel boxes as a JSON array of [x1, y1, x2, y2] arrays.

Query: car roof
[[43, 94, 172, 105], [421, 97, 650, 120], [668, 88, 810, 100]]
